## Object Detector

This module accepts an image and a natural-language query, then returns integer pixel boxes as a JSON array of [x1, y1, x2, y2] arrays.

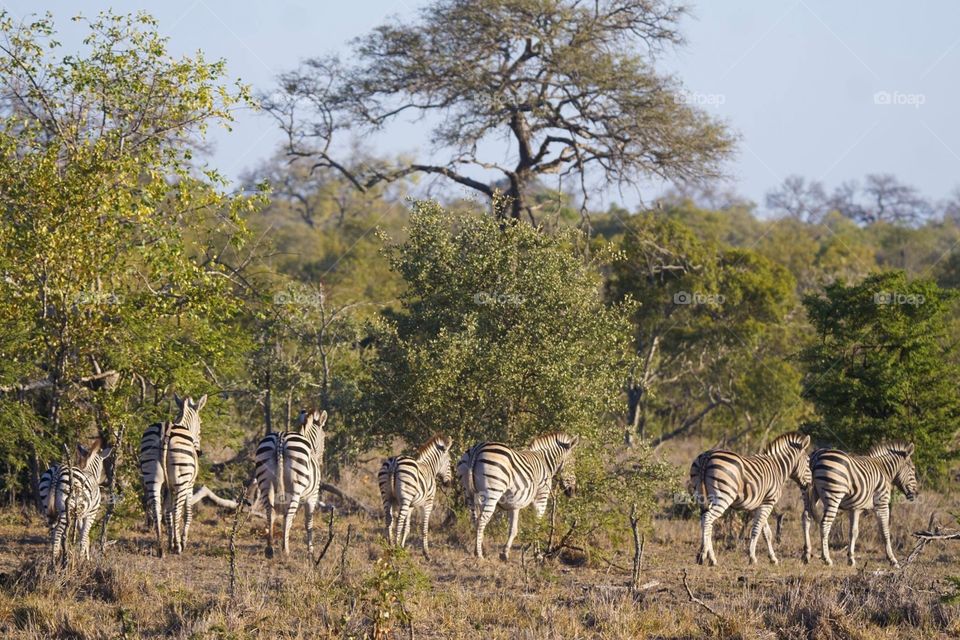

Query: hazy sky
[[5, 1, 960, 211]]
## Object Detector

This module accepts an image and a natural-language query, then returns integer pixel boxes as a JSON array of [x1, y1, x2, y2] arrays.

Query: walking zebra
[[378, 435, 453, 559], [139, 394, 207, 557], [690, 432, 811, 566], [460, 432, 579, 560], [48, 441, 112, 562], [802, 441, 918, 567], [255, 408, 327, 558]]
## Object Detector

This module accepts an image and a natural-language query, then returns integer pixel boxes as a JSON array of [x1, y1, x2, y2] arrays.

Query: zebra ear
[[798, 435, 811, 450], [195, 394, 208, 412], [100, 447, 113, 460], [903, 442, 915, 457], [174, 394, 184, 409], [315, 410, 328, 428], [76, 443, 89, 460]]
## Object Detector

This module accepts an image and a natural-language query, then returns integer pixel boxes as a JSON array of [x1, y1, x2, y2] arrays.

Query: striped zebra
[[460, 432, 579, 560], [255, 408, 327, 558], [690, 432, 811, 566], [49, 441, 112, 561], [37, 462, 61, 521], [378, 435, 453, 559], [139, 394, 207, 557], [802, 441, 918, 567]]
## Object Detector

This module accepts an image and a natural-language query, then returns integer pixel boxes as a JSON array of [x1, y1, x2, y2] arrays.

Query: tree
[[265, 0, 734, 221], [607, 211, 800, 445], [765, 175, 828, 224], [800, 271, 960, 476], [0, 11, 259, 495]]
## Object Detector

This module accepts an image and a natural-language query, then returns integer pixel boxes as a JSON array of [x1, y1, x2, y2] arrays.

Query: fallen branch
[[320, 482, 375, 516], [682, 569, 722, 619], [545, 519, 579, 558]]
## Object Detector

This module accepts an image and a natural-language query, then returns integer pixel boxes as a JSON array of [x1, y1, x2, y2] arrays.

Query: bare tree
[[861, 173, 931, 225], [765, 175, 828, 223], [263, 0, 734, 221]]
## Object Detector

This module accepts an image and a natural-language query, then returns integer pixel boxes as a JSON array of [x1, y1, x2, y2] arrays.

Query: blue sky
[[6, 1, 960, 211]]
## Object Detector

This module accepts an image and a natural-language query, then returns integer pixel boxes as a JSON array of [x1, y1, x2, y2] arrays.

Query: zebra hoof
[[847, 557, 856, 567], [265, 547, 274, 559], [802, 554, 811, 564], [498, 551, 510, 562], [770, 557, 779, 566], [696, 553, 704, 565], [748, 556, 758, 565], [890, 560, 900, 568]]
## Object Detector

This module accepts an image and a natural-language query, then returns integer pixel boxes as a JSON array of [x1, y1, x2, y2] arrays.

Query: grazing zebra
[[255, 408, 327, 558], [802, 441, 918, 567], [690, 432, 811, 566], [49, 441, 112, 561], [460, 432, 579, 560], [378, 435, 453, 559], [139, 394, 207, 557]]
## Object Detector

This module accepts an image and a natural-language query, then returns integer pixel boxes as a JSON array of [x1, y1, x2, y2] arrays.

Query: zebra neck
[[529, 446, 563, 475], [416, 448, 441, 474]]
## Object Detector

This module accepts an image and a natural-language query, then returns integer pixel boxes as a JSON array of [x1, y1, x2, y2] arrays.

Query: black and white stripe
[[802, 441, 918, 567], [255, 409, 327, 558], [460, 432, 579, 560], [378, 435, 453, 559], [38, 462, 61, 521], [690, 432, 811, 566], [139, 394, 206, 557], [49, 442, 112, 561]]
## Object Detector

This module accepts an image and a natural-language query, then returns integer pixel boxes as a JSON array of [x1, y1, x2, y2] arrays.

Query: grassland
[[0, 439, 957, 639]]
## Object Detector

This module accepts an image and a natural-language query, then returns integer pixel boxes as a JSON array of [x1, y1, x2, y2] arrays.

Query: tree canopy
[[265, 0, 734, 221]]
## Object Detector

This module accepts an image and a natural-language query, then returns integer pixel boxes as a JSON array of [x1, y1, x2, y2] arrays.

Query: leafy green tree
[[0, 11, 258, 495], [801, 271, 960, 475], [265, 0, 734, 220], [608, 212, 801, 444]]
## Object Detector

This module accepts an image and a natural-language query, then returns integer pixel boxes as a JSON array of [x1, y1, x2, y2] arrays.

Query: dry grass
[[1, 438, 958, 639]]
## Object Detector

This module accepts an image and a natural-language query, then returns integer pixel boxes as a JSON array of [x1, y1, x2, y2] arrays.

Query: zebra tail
[[275, 440, 286, 507], [804, 483, 821, 522]]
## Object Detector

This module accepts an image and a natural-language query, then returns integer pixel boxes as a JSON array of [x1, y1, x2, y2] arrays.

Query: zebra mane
[[868, 440, 915, 458], [300, 409, 327, 454], [528, 432, 579, 452], [761, 432, 810, 455], [416, 434, 451, 460]]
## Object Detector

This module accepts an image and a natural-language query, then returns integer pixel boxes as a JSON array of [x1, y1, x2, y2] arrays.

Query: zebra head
[[423, 435, 453, 485], [78, 440, 113, 485], [174, 393, 207, 452], [531, 432, 579, 497], [883, 441, 919, 501], [764, 432, 811, 489], [300, 408, 328, 461]]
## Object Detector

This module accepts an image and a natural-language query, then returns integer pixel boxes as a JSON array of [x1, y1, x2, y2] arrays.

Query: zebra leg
[[396, 503, 412, 548], [847, 509, 861, 566], [51, 511, 68, 564], [699, 503, 726, 566], [747, 503, 775, 564], [383, 497, 395, 542], [421, 501, 434, 560], [304, 499, 315, 557], [500, 507, 521, 561], [265, 499, 276, 559], [474, 492, 500, 559], [79, 515, 94, 561], [875, 502, 899, 567], [282, 495, 301, 555], [182, 493, 194, 552], [819, 497, 842, 566], [801, 502, 813, 564], [151, 491, 165, 558], [762, 522, 778, 564]]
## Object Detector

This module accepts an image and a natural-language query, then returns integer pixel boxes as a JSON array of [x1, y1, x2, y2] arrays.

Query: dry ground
[[1, 439, 958, 639]]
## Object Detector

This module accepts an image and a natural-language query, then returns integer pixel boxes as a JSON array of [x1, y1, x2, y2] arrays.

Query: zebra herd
[[690, 432, 919, 567], [35, 395, 918, 569]]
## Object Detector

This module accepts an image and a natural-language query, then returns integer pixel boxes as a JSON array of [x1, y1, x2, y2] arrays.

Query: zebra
[[690, 432, 811, 566], [38, 462, 61, 521], [802, 441, 918, 567], [49, 441, 112, 561], [255, 408, 327, 558], [460, 432, 579, 560], [139, 393, 207, 557], [378, 435, 453, 559]]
